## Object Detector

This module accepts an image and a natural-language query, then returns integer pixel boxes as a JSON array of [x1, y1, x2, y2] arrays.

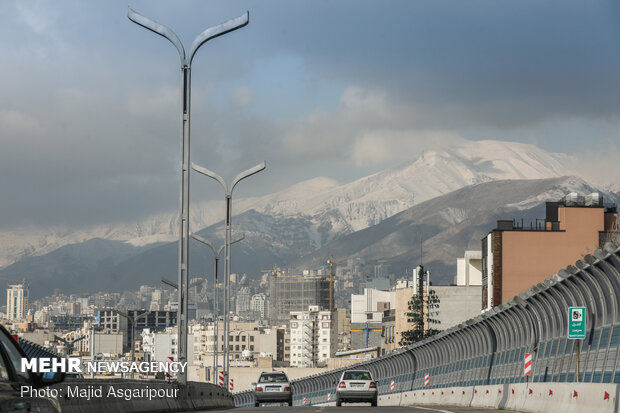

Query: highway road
[[195, 406, 521, 413]]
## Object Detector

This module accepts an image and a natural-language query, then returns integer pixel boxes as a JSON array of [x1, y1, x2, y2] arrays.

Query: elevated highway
[[235, 237, 620, 413]]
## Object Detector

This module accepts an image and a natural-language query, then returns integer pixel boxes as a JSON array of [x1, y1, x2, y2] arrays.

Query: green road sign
[[568, 307, 586, 339]]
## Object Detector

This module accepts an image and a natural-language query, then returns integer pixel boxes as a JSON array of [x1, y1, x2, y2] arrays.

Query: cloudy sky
[[1, 0, 619, 229]]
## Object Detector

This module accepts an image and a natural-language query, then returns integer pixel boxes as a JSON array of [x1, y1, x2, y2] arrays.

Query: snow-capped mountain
[[0, 140, 575, 268]]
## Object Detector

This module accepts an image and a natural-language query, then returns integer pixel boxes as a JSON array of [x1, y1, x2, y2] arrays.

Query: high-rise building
[[269, 275, 329, 326], [235, 287, 252, 314], [7, 283, 29, 321], [250, 294, 267, 319], [289, 306, 337, 367]]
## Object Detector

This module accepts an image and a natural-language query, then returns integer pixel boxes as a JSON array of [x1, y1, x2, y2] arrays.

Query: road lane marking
[[410, 406, 455, 413]]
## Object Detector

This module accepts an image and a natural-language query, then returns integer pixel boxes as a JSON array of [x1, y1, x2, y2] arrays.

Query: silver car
[[335, 369, 377, 406], [253, 371, 292, 407]]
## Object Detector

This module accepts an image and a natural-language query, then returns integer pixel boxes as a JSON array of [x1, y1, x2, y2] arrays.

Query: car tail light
[[256, 387, 263, 392], [369, 381, 376, 389], [338, 381, 346, 389], [284, 387, 291, 391]]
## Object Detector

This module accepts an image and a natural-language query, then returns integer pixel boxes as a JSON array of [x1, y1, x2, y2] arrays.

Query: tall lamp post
[[191, 232, 244, 384], [128, 7, 249, 385], [192, 161, 266, 385], [116, 309, 149, 379]]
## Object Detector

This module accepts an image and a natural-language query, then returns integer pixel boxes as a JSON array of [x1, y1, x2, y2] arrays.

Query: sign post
[[568, 307, 586, 382]]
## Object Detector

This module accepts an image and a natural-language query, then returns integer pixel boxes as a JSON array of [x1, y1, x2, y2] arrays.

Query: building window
[[250, 336, 254, 342], [250, 345, 254, 351], [366, 313, 373, 320], [322, 322, 330, 328], [235, 336, 240, 342], [291, 322, 298, 328], [235, 345, 239, 351], [242, 336, 246, 342]]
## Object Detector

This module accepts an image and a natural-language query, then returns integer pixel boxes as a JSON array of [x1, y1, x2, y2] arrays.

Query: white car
[[335, 369, 377, 406], [253, 371, 292, 407]]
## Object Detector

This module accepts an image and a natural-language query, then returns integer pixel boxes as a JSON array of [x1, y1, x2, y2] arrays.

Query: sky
[[1, 0, 619, 229]]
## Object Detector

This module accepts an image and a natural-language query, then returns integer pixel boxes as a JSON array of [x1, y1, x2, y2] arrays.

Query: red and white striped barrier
[[390, 380, 395, 391], [218, 371, 224, 386], [424, 373, 430, 386], [327, 393, 331, 401], [229, 378, 234, 391], [524, 353, 532, 376], [166, 356, 174, 378], [303, 397, 307, 405]]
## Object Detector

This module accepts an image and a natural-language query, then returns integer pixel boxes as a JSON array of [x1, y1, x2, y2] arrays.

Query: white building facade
[[289, 306, 337, 367], [7, 284, 29, 322], [350, 288, 395, 324]]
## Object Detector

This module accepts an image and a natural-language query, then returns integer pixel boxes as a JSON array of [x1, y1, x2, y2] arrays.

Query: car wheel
[[336, 398, 342, 407], [254, 401, 260, 407], [371, 397, 378, 407]]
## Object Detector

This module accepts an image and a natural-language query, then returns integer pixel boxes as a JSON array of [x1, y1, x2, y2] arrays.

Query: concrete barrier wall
[[315, 383, 618, 413], [52, 379, 234, 413]]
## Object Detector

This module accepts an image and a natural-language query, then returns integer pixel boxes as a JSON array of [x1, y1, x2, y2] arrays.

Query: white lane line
[[409, 405, 455, 413]]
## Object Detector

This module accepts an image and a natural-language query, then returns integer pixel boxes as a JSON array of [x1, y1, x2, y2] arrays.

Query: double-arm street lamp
[[116, 309, 149, 379], [192, 161, 266, 385], [191, 232, 244, 384], [128, 7, 249, 385]]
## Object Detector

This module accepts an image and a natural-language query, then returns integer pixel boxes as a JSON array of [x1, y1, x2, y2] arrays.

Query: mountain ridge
[[0, 139, 575, 269]]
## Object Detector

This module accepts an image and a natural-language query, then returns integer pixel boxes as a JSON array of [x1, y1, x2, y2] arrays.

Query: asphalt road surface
[[194, 406, 522, 413]]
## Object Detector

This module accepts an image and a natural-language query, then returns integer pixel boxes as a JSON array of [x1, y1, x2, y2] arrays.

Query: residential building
[[236, 287, 252, 314], [482, 193, 618, 310], [142, 328, 194, 363], [380, 309, 396, 355], [250, 294, 267, 319], [335, 308, 351, 352], [289, 306, 337, 367], [190, 322, 283, 368], [7, 283, 29, 322]]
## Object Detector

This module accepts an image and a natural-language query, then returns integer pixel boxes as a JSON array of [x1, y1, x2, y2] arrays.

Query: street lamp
[[191, 161, 266, 384], [191, 232, 244, 384], [128, 7, 249, 385], [116, 309, 149, 379]]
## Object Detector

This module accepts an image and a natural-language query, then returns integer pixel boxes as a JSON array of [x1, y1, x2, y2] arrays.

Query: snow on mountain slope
[[0, 140, 575, 268]]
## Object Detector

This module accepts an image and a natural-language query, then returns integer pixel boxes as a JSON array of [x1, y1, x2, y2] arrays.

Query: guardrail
[[235, 237, 620, 410]]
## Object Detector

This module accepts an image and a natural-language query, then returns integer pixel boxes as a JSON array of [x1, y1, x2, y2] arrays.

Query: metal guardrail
[[235, 237, 620, 406]]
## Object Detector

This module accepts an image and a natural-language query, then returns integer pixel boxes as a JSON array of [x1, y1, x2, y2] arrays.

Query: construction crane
[[327, 256, 341, 312], [261, 264, 281, 278]]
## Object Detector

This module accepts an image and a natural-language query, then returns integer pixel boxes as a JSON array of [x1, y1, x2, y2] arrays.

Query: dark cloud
[[1, 0, 619, 228]]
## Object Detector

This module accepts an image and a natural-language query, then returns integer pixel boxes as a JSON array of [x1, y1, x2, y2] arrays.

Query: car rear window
[[259, 373, 288, 383], [343, 371, 371, 381]]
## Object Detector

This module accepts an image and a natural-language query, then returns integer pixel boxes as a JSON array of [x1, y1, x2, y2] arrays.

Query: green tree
[[399, 288, 440, 347]]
